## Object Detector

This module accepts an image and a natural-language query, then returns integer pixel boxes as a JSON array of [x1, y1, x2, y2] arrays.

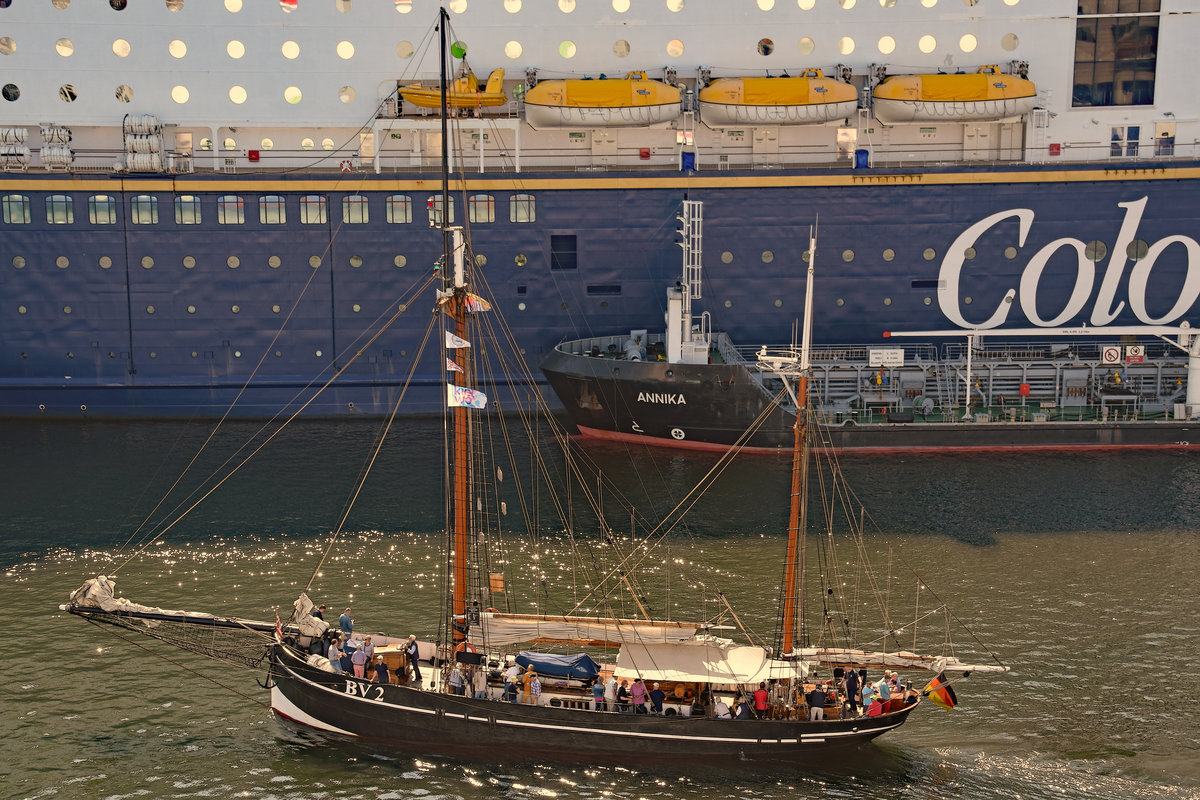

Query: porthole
[[183, 256, 196, 269], [397, 41, 414, 58], [142, 256, 154, 269], [506, 41, 523, 59], [799, 0, 815, 8], [798, 37, 814, 55], [2, 84, 19, 101], [234, 351, 242, 358], [115, 85, 133, 103], [315, 350, 324, 358], [757, 0, 774, 8], [448, 0, 466, 11], [923, 297, 932, 305], [0, 37, 14, 57], [1004, 296, 1013, 304], [12, 256, 25, 269], [774, 298, 783, 308], [959, 34, 977, 53], [559, 41, 576, 58], [18, 305, 27, 314], [269, 255, 281, 268], [190, 351, 198, 358], [837, 36, 855, 55], [352, 303, 361, 313], [395, 255, 408, 267], [57, 256, 70, 269], [146, 304, 156, 314], [721, 251, 734, 264], [227, 256, 240, 269], [965, 297, 973, 304], [149, 351, 157, 359], [398, 303, 408, 313], [964, 247, 976, 260], [230, 86, 247, 104], [274, 350, 282, 357], [882, 248, 895, 261], [60, 84, 79, 102], [918, 35, 936, 54], [284, 86, 302, 104], [322, 138, 335, 150], [757, 38, 774, 56], [1085, 240, 1107, 262], [56, 38, 75, 57], [724, 300, 733, 309], [301, 138, 314, 151], [558, 0, 575, 11], [310, 256, 323, 268], [475, 253, 487, 266], [349, 255, 363, 268], [922, 248, 936, 261], [518, 302, 527, 311], [231, 304, 240, 314], [761, 250, 774, 263], [613, 40, 630, 57], [1004, 246, 1018, 259], [282, 41, 300, 59], [514, 254, 527, 267], [666, 0, 683, 10], [877, 35, 895, 55], [187, 305, 196, 314], [505, 0, 522, 10], [99, 256, 112, 269], [666, 39, 684, 58], [336, 41, 355, 60], [168, 39, 186, 59], [63, 305, 73, 314], [170, 85, 188, 103], [113, 39, 131, 57], [1001, 33, 1019, 51], [839, 0, 856, 7], [1127, 239, 1149, 261], [921, 0, 937, 6], [802, 250, 811, 263], [227, 40, 245, 59], [883, 297, 892, 306], [612, 0, 629, 11], [836, 298, 845, 307], [272, 304, 281, 313], [842, 249, 854, 263]]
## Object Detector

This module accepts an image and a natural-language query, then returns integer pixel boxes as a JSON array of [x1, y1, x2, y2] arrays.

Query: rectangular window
[[131, 195, 159, 225], [510, 193, 536, 223], [217, 195, 245, 225], [88, 195, 117, 225], [586, 284, 621, 295], [300, 195, 327, 225], [550, 234, 577, 270], [468, 194, 495, 223], [1073, 0, 1158, 108], [386, 194, 412, 224], [1, 194, 31, 224], [174, 194, 202, 225], [343, 194, 369, 224], [427, 195, 455, 225], [260, 195, 286, 225], [910, 279, 940, 289], [45, 194, 74, 224]]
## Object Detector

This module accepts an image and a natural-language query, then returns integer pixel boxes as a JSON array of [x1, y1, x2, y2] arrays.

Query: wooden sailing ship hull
[[268, 646, 916, 764]]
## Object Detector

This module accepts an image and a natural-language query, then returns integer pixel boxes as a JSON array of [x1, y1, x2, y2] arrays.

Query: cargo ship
[[1, 0, 1197, 420]]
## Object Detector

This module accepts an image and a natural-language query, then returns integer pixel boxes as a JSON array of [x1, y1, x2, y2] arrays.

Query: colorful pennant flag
[[447, 384, 488, 409], [280, 0, 297, 11], [446, 357, 463, 373], [445, 331, 471, 349], [466, 293, 492, 313], [922, 672, 958, 711]]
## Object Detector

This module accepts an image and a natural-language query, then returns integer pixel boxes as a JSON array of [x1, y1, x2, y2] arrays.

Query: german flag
[[922, 672, 958, 711]]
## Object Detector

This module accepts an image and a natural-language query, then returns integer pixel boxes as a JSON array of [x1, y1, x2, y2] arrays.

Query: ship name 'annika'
[[637, 393, 688, 405]]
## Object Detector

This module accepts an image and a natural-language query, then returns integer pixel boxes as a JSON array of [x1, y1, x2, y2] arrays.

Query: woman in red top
[[753, 682, 770, 719]]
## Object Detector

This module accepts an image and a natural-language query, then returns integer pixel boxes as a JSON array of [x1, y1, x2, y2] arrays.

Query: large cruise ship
[[0, 0, 1196, 419]]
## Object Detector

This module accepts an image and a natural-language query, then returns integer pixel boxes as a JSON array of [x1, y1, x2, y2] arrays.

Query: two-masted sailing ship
[[63, 8, 1007, 767]]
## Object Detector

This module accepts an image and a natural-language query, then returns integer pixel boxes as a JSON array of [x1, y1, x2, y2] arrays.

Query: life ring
[[339, 159, 353, 172], [455, 641, 476, 654], [483, 607, 498, 613]]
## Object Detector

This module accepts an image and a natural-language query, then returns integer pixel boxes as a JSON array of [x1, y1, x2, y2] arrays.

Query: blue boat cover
[[514, 651, 601, 680]]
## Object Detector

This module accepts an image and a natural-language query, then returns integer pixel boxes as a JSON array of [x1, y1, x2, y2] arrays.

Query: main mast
[[779, 229, 817, 657], [438, 6, 471, 646]]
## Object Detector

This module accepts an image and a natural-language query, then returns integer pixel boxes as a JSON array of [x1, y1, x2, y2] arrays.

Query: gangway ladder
[[668, 199, 711, 364]]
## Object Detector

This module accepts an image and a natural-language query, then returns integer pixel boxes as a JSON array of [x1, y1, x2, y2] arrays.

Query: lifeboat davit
[[523, 71, 681, 129], [872, 65, 1036, 124], [698, 70, 858, 127], [400, 67, 507, 109]]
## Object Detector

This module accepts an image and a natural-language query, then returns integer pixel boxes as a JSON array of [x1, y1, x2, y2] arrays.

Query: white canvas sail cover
[[793, 647, 1009, 675], [615, 641, 808, 685], [472, 611, 700, 648]]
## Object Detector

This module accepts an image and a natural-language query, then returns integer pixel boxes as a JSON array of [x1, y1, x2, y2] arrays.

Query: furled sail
[[793, 646, 1010, 675], [472, 611, 701, 648]]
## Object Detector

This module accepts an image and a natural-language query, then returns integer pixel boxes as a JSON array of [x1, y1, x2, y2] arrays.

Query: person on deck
[[448, 663, 465, 695], [713, 698, 731, 719], [405, 635, 421, 685], [503, 676, 519, 703], [604, 674, 618, 711], [807, 683, 827, 720], [313, 605, 326, 621], [327, 638, 343, 674], [649, 682, 666, 714], [867, 694, 885, 717], [844, 668, 860, 715], [373, 657, 390, 684], [521, 666, 536, 704], [339, 608, 353, 637], [529, 672, 542, 706], [630, 678, 648, 714], [753, 682, 770, 719], [616, 680, 631, 713], [472, 665, 487, 699], [362, 636, 375, 665], [592, 678, 606, 711], [350, 643, 369, 678], [733, 697, 752, 720]]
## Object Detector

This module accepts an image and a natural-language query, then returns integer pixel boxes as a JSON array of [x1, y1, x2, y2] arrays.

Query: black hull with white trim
[[268, 645, 915, 765]]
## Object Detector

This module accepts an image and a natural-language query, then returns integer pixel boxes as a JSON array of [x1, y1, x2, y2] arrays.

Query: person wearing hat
[[405, 634, 421, 684], [649, 682, 666, 714]]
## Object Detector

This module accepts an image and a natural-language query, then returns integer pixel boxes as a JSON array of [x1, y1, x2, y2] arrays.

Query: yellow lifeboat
[[523, 71, 681, 129], [400, 67, 507, 110], [872, 65, 1036, 124], [698, 70, 858, 127]]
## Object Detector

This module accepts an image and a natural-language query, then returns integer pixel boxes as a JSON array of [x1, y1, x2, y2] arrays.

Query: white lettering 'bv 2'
[[938, 197, 1200, 329]]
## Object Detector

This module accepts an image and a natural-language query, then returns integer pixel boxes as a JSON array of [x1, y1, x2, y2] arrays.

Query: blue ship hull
[[3, 163, 1199, 417]]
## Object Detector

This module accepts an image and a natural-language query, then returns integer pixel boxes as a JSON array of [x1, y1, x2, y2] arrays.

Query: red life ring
[[339, 159, 353, 172], [455, 641, 477, 654]]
